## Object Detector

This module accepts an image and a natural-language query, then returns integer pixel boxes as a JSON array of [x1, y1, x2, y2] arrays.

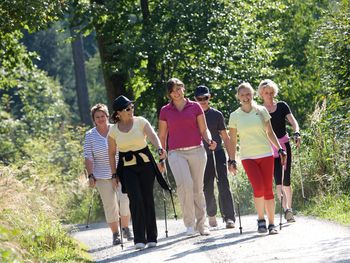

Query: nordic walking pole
[[232, 175, 242, 234], [161, 159, 178, 220], [117, 190, 124, 250], [119, 216, 124, 250], [211, 151, 225, 223], [279, 164, 285, 230], [297, 147, 307, 202], [163, 189, 168, 237], [227, 159, 242, 234], [85, 189, 95, 228]]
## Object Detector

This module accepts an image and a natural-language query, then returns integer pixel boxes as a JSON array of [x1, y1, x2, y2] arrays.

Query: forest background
[[0, 0, 349, 262]]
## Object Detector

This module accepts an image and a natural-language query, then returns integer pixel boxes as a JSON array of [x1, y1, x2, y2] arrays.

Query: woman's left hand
[[208, 140, 217, 151], [157, 162, 166, 174]]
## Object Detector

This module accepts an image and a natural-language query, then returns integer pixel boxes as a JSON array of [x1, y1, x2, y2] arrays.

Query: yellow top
[[228, 106, 273, 159], [108, 116, 150, 166]]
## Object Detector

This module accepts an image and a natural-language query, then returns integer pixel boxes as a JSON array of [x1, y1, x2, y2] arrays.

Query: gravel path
[[72, 215, 350, 263]]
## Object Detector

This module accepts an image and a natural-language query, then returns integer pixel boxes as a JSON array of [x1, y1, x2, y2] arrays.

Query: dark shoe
[[122, 227, 134, 241], [225, 219, 235, 229], [257, 219, 267, 233], [113, 232, 121, 245], [268, 224, 278, 235], [285, 209, 296, 223]]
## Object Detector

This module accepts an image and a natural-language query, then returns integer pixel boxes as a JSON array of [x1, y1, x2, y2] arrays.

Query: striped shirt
[[83, 126, 119, 179]]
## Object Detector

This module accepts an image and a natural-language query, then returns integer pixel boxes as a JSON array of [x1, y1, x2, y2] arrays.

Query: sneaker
[[186, 226, 196, 236], [257, 219, 267, 233], [112, 232, 121, 245], [208, 216, 218, 227], [146, 242, 157, 248], [135, 243, 146, 250], [268, 224, 278, 235], [198, 225, 210, 236], [225, 219, 235, 229], [285, 209, 296, 223], [122, 227, 134, 241]]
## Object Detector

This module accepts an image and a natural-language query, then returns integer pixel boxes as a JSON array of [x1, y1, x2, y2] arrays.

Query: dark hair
[[166, 78, 185, 98]]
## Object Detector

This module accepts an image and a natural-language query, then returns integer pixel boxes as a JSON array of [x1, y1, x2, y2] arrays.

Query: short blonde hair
[[257, 79, 279, 97], [90, 103, 109, 122], [236, 82, 255, 99]]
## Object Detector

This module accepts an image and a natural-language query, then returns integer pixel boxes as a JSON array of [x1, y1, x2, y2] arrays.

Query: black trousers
[[123, 162, 157, 244], [274, 142, 292, 186], [203, 149, 235, 221]]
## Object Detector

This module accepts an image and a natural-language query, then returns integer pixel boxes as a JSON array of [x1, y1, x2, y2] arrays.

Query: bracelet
[[228, 159, 237, 166], [157, 148, 163, 156], [112, 173, 118, 179], [293, 132, 301, 137], [88, 173, 96, 181], [278, 148, 286, 155]]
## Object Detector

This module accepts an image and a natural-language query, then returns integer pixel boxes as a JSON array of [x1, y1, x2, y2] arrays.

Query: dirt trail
[[72, 215, 350, 263]]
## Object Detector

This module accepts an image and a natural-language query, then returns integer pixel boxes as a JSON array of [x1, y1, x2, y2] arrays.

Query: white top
[[84, 125, 118, 179], [228, 105, 273, 160], [108, 116, 150, 166]]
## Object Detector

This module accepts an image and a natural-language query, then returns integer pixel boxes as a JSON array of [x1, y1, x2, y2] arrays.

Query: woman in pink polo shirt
[[158, 78, 216, 236]]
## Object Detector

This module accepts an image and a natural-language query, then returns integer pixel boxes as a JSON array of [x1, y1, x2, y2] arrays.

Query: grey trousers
[[168, 146, 207, 230]]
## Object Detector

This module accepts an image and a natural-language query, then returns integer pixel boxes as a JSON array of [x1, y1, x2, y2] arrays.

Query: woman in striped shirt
[[84, 103, 133, 245]]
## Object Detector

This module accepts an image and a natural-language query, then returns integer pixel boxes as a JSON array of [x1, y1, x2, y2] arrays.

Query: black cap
[[195, 85, 210, 97], [112, 95, 133, 111]]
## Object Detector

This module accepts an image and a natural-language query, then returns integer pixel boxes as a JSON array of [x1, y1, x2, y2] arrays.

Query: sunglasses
[[196, 96, 209, 102], [122, 105, 134, 112]]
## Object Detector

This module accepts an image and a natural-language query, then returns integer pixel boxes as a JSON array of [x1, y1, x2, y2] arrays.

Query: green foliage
[[0, 167, 92, 262], [0, 0, 66, 33], [304, 194, 350, 225]]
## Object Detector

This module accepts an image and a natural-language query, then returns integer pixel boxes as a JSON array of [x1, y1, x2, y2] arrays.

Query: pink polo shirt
[[159, 99, 204, 151]]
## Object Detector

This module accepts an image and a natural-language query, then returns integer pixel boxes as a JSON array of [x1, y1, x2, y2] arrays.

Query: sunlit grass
[[303, 194, 350, 226]]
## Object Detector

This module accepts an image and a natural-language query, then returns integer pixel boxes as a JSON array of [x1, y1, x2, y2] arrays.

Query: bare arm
[[158, 120, 168, 150], [107, 135, 119, 187], [220, 129, 235, 161], [265, 120, 287, 164], [287, 113, 301, 147], [197, 114, 216, 150], [286, 113, 300, 133], [144, 121, 162, 149], [228, 127, 238, 174], [85, 158, 94, 175]]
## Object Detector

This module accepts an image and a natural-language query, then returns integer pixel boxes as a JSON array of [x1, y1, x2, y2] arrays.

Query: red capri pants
[[241, 156, 274, 200]]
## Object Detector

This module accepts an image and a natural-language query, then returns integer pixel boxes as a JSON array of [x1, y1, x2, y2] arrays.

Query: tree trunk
[[71, 31, 92, 125], [96, 33, 130, 110]]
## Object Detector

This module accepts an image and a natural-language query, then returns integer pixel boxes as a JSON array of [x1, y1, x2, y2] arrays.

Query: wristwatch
[[157, 148, 164, 156]]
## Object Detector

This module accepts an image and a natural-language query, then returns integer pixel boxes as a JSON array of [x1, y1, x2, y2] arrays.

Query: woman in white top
[[108, 96, 166, 250], [84, 103, 133, 246]]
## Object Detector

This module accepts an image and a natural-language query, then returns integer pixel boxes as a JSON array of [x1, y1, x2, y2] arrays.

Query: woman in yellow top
[[108, 95, 166, 250], [227, 83, 286, 234]]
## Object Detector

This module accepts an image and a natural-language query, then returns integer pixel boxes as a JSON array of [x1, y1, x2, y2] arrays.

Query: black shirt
[[269, 101, 291, 138], [203, 107, 226, 154]]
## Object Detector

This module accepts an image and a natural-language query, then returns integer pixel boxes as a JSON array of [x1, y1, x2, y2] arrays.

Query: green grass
[[302, 194, 350, 225]]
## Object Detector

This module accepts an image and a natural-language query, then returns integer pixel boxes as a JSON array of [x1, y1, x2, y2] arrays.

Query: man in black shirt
[[195, 85, 236, 228]]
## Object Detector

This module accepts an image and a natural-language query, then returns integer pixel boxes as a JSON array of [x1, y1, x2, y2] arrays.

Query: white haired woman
[[258, 79, 301, 222]]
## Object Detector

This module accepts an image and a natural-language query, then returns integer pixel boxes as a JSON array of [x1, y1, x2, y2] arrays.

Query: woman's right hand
[[88, 177, 96, 188], [112, 178, 119, 189]]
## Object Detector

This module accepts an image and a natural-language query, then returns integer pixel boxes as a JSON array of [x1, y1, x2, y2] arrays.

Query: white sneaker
[[146, 242, 157, 248], [135, 243, 146, 250], [199, 225, 210, 236], [186, 226, 196, 236]]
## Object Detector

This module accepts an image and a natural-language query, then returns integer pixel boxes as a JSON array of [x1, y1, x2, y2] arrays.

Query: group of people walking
[[83, 77, 300, 250]]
